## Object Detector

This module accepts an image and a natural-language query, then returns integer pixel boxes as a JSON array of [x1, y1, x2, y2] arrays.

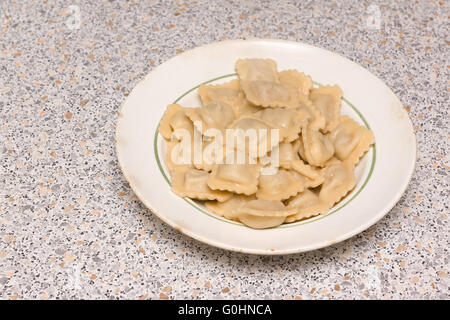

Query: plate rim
[[115, 38, 417, 255]]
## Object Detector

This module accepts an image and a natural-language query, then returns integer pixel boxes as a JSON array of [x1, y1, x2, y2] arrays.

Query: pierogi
[[158, 58, 374, 228]]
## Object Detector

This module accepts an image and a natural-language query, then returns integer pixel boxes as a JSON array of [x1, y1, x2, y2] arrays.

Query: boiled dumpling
[[278, 69, 313, 103], [240, 80, 299, 109], [319, 159, 356, 207], [192, 136, 226, 172], [207, 162, 260, 195], [206, 193, 295, 228], [197, 79, 261, 116], [285, 189, 330, 222], [186, 101, 235, 136], [297, 99, 326, 131], [171, 167, 233, 202], [257, 169, 321, 201], [310, 85, 343, 132], [277, 140, 322, 180], [254, 108, 309, 142], [158, 104, 194, 140], [329, 116, 374, 166], [301, 125, 334, 167], [238, 214, 286, 229], [227, 115, 281, 157], [234, 199, 296, 229], [236, 59, 299, 109], [235, 58, 279, 82], [205, 194, 256, 221], [165, 140, 192, 173]]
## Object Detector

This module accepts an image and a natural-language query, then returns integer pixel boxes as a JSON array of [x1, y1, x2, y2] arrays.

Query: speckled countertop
[[0, 0, 448, 300]]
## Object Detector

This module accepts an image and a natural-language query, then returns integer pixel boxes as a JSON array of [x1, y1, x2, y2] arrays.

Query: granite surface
[[0, 0, 448, 300]]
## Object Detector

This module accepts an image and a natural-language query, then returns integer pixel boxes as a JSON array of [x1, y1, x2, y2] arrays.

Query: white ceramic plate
[[116, 39, 416, 255]]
